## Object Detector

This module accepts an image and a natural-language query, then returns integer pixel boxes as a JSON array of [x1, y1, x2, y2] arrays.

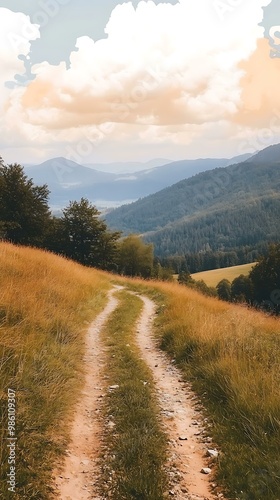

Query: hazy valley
[[24, 153, 252, 210]]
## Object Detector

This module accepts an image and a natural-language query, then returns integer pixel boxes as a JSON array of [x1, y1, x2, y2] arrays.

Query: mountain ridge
[[24, 153, 252, 209], [105, 143, 280, 256]]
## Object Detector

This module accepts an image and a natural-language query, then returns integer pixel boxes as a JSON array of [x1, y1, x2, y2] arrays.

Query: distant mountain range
[[24, 153, 252, 209], [84, 158, 173, 173], [105, 143, 280, 257]]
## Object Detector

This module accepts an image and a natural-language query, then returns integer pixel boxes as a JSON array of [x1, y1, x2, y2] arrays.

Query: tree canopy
[[0, 156, 159, 278], [216, 279, 232, 302], [49, 198, 120, 269], [0, 161, 50, 245], [118, 235, 154, 278], [249, 244, 280, 312]]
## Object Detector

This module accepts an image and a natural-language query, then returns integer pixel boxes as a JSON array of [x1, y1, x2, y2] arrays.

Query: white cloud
[[1, 0, 273, 160], [0, 8, 39, 94], [0, 7, 40, 153]]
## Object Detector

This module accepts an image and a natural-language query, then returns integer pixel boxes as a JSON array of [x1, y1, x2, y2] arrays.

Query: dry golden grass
[[1, 242, 279, 499], [118, 278, 280, 499], [191, 262, 256, 287], [0, 242, 110, 499]]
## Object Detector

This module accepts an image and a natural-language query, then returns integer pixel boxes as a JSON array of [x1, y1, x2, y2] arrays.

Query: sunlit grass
[[0, 242, 109, 499], [1, 241, 279, 499], [115, 277, 280, 500]]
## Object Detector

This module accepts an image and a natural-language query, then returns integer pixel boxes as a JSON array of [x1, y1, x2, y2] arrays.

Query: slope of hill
[[139, 278, 280, 500], [0, 242, 109, 498], [24, 153, 252, 209], [146, 195, 280, 256], [106, 144, 280, 256]]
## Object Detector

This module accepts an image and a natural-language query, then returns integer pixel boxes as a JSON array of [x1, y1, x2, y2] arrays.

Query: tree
[[216, 279, 232, 301], [51, 198, 120, 268], [193, 280, 217, 297], [231, 274, 253, 303], [249, 244, 280, 312], [152, 261, 174, 281], [97, 229, 121, 271], [118, 235, 154, 278], [178, 270, 194, 286], [0, 161, 51, 245]]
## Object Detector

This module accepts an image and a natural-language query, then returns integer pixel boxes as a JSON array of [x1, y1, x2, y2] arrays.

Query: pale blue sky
[[0, 0, 178, 64], [261, 0, 280, 57]]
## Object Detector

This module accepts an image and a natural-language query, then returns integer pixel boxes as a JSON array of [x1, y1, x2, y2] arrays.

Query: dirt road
[[52, 288, 222, 499]]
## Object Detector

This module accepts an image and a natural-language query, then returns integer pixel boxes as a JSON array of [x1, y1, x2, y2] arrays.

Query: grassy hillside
[[0, 243, 109, 499], [192, 262, 256, 287], [124, 278, 280, 500], [1, 243, 280, 499]]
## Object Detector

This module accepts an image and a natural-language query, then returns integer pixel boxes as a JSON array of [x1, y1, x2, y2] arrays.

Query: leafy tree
[[97, 230, 122, 271], [249, 244, 280, 312], [193, 280, 217, 297], [118, 235, 154, 278], [217, 279, 232, 301], [231, 274, 253, 303], [178, 270, 194, 286], [0, 161, 51, 245], [152, 261, 174, 281], [50, 198, 120, 268]]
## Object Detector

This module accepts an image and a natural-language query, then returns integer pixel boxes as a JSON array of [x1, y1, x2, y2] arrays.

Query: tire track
[[53, 287, 122, 500]]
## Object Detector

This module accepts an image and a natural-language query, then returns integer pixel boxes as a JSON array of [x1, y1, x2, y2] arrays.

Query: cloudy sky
[[0, 0, 280, 165]]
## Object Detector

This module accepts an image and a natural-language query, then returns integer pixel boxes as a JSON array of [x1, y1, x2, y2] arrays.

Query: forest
[[106, 148, 280, 269], [149, 198, 280, 262]]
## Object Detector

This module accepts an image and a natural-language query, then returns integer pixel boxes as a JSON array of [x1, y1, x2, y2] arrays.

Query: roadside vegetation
[[100, 290, 168, 499], [0, 242, 109, 499]]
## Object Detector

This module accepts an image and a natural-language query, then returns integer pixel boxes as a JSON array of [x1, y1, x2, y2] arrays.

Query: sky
[[0, 0, 280, 165]]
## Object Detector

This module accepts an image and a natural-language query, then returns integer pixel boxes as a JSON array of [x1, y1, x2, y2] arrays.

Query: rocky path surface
[[134, 293, 223, 500]]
